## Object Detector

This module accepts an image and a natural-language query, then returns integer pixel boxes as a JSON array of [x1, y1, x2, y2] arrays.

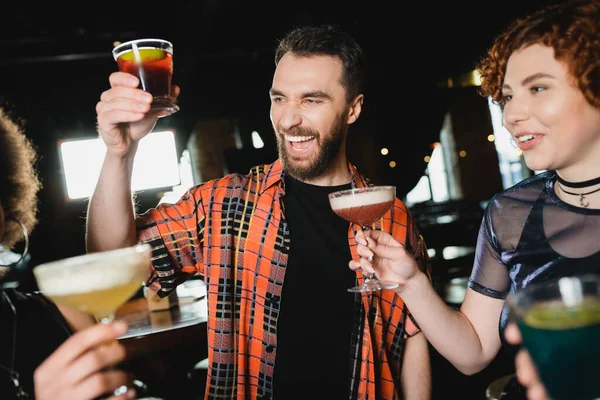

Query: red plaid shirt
[[137, 159, 430, 399]]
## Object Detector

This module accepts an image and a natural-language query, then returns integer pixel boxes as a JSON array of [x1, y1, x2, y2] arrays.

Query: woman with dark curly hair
[[0, 106, 137, 399], [347, 1, 600, 399], [0, 108, 40, 255]]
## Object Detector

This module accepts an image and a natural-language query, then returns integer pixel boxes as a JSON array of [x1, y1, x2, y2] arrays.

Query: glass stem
[[96, 312, 115, 325], [361, 225, 375, 281]]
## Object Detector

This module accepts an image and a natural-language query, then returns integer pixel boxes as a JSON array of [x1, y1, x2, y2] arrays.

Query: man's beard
[[275, 115, 346, 181]]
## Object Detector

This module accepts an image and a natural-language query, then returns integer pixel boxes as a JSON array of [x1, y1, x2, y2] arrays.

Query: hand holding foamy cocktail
[[33, 244, 152, 324], [329, 186, 399, 292], [507, 274, 600, 400], [112, 38, 179, 118]]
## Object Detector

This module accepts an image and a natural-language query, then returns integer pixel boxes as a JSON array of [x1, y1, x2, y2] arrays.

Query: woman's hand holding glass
[[504, 322, 549, 400], [34, 321, 134, 400], [349, 229, 422, 292]]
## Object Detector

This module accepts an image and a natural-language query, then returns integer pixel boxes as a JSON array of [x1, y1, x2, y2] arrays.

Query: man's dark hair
[[274, 24, 366, 103]]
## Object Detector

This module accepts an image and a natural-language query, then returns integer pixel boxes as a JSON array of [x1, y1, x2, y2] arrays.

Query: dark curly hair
[[0, 107, 41, 250], [477, 0, 600, 109], [274, 24, 366, 103]]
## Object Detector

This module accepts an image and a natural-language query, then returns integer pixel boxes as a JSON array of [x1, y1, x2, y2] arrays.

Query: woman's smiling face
[[502, 44, 600, 176]]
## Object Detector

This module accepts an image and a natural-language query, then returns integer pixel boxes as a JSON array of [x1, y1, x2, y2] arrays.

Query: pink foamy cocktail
[[328, 185, 399, 292], [329, 186, 395, 227]]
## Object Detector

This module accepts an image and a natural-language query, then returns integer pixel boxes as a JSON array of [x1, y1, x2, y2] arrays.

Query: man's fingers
[[172, 85, 181, 99], [97, 96, 151, 118], [108, 71, 140, 88], [96, 109, 147, 133], [100, 85, 153, 104]]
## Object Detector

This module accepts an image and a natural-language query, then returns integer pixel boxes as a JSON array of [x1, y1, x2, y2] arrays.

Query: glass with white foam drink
[[328, 186, 399, 292], [329, 185, 396, 227], [33, 244, 152, 323]]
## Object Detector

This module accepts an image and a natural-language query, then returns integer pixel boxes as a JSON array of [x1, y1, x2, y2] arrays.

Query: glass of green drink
[[507, 274, 600, 400]]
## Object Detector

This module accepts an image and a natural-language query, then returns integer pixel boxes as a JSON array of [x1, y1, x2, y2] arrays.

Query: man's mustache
[[277, 126, 319, 138]]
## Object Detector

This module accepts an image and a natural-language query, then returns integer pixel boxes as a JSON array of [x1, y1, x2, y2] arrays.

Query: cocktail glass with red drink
[[112, 38, 179, 118], [328, 185, 399, 292]]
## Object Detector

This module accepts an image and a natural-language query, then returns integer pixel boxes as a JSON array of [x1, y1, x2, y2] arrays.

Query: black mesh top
[[468, 170, 600, 333]]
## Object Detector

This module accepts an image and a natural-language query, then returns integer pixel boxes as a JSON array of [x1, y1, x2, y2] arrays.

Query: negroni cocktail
[[113, 38, 179, 117]]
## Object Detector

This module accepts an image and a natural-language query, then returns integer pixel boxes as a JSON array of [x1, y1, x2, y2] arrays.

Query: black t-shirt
[[273, 175, 356, 399], [0, 288, 73, 399]]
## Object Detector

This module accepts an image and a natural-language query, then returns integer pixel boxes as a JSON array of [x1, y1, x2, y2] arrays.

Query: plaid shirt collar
[[260, 159, 371, 195]]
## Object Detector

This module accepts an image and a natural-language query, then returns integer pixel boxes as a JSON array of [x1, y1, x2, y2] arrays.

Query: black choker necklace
[[557, 183, 600, 208], [556, 173, 600, 189]]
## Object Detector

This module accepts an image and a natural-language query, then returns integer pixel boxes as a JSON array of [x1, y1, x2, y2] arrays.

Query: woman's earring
[[0, 218, 29, 268]]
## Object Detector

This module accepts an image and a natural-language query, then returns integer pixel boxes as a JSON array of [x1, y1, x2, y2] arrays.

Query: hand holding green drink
[[508, 274, 600, 400]]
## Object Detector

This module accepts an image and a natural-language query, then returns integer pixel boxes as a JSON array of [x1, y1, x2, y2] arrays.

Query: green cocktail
[[509, 275, 600, 400]]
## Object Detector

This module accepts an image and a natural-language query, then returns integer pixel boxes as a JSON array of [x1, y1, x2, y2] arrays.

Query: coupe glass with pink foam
[[328, 185, 399, 292]]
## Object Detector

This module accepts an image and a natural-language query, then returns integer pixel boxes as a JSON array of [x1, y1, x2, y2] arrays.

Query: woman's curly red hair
[[477, 0, 600, 109]]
